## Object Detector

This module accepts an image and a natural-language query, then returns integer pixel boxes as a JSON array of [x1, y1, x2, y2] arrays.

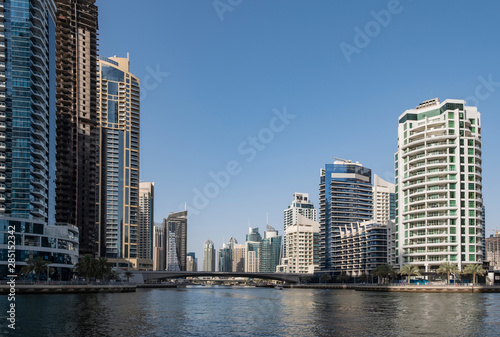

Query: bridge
[[130, 271, 307, 284]]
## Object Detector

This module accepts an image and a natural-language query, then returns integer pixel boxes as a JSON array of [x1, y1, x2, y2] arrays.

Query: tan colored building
[[96, 56, 142, 269]]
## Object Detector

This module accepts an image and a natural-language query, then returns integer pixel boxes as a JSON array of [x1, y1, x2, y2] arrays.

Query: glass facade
[[97, 56, 140, 267], [319, 161, 373, 271]]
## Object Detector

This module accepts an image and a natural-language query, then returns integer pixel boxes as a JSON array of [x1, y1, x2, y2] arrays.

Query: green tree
[[359, 274, 370, 283], [436, 262, 460, 285], [320, 273, 331, 284], [124, 271, 135, 283], [336, 272, 348, 284], [23, 257, 52, 281], [399, 265, 421, 285], [374, 264, 396, 284], [95, 257, 112, 281], [75, 254, 97, 282], [463, 264, 486, 285]]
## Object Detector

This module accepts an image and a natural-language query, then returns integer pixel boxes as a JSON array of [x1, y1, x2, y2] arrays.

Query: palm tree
[[463, 264, 486, 285], [436, 262, 460, 285], [96, 257, 112, 281], [23, 257, 52, 281], [399, 265, 421, 285], [320, 273, 331, 284], [124, 271, 135, 283], [374, 264, 396, 284], [336, 272, 348, 284], [75, 254, 97, 282]]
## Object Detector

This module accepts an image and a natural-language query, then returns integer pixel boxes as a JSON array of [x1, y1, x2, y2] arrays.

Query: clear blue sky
[[97, 0, 500, 260]]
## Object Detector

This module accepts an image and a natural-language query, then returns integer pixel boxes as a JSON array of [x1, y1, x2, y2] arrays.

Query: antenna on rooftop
[[331, 156, 352, 163]]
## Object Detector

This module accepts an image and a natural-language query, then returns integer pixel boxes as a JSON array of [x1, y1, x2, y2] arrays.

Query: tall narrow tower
[[395, 98, 483, 272], [319, 160, 372, 271], [54, 0, 99, 256], [96, 56, 140, 268], [138, 182, 154, 268]]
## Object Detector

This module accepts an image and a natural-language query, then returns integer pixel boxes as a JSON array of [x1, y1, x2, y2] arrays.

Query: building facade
[[153, 226, 164, 271], [96, 56, 140, 268], [486, 235, 500, 271], [373, 174, 396, 224], [245, 227, 261, 272], [395, 98, 483, 272], [337, 220, 388, 277], [163, 211, 187, 271], [283, 193, 317, 255], [232, 243, 245, 272], [218, 243, 232, 272], [277, 214, 320, 274], [138, 182, 154, 268], [54, 0, 99, 256], [319, 160, 373, 271], [203, 239, 215, 272], [259, 225, 282, 272], [0, 0, 79, 279], [186, 252, 197, 272]]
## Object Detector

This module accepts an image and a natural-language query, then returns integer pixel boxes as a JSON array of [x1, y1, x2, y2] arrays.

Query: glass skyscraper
[[96, 56, 140, 268], [0, 0, 79, 280], [319, 160, 372, 271]]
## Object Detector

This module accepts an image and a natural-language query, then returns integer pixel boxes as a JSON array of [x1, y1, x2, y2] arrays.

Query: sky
[[97, 0, 500, 260]]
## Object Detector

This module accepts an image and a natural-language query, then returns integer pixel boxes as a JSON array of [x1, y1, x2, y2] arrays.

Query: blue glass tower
[[2, 0, 57, 222], [319, 160, 372, 271]]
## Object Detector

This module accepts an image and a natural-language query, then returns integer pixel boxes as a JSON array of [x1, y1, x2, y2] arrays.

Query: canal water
[[2, 286, 500, 336]]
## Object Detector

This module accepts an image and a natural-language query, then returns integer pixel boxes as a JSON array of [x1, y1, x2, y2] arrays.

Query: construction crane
[[331, 156, 352, 163], [486, 228, 499, 237]]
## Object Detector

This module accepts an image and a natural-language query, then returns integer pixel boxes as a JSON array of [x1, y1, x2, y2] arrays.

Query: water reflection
[[1, 287, 499, 336]]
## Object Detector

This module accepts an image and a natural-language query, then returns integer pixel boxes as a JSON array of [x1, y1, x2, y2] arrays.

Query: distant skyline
[[97, 0, 500, 259]]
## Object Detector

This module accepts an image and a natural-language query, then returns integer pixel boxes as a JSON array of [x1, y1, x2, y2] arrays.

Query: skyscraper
[[203, 239, 216, 272], [54, 0, 99, 256], [187, 252, 197, 271], [218, 243, 232, 272], [283, 193, 317, 255], [277, 214, 320, 274], [259, 225, 282, 272], [164, 211, 187, 271], [232, 243, 245, 272], [96, 56, 140, 268], [319, 160, 372, 271], [372, 174, 396, 224], [245, 227, 262, 272], [138, 182, 154, 268], [1, 0, 57, 223], [0, 0, 79, 280], [153, 226, 165, 271], [395, 98, 483, 272]]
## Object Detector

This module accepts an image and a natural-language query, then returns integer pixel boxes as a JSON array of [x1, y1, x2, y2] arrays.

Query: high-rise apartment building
[[138, 182, 154, 267], [319, 160, 372, 271], [1, 0, 57, 223], [187, 252, 197, 272], [245, 227, 261, 272], [153, 226, 165, 271], [373, 174, 396, 224], [259, 226, 282, 272], [163, 211, 187, 271], [0, 0, 79, 280], [232, 243, 245, 272], [395, 98, 483, 272], [96, 56, 140, 268], [54, 0, 99, 256], [338, 220, 388, 277], [218, 243, 232, 272], [203, 239, 216, 272], [283, 193, 317, 255], [486, 235, 500, 271], [277, 214, 320, 274]]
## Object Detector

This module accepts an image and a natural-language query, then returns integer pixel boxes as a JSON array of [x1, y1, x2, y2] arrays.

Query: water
[[2, 286, 500, 336]]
